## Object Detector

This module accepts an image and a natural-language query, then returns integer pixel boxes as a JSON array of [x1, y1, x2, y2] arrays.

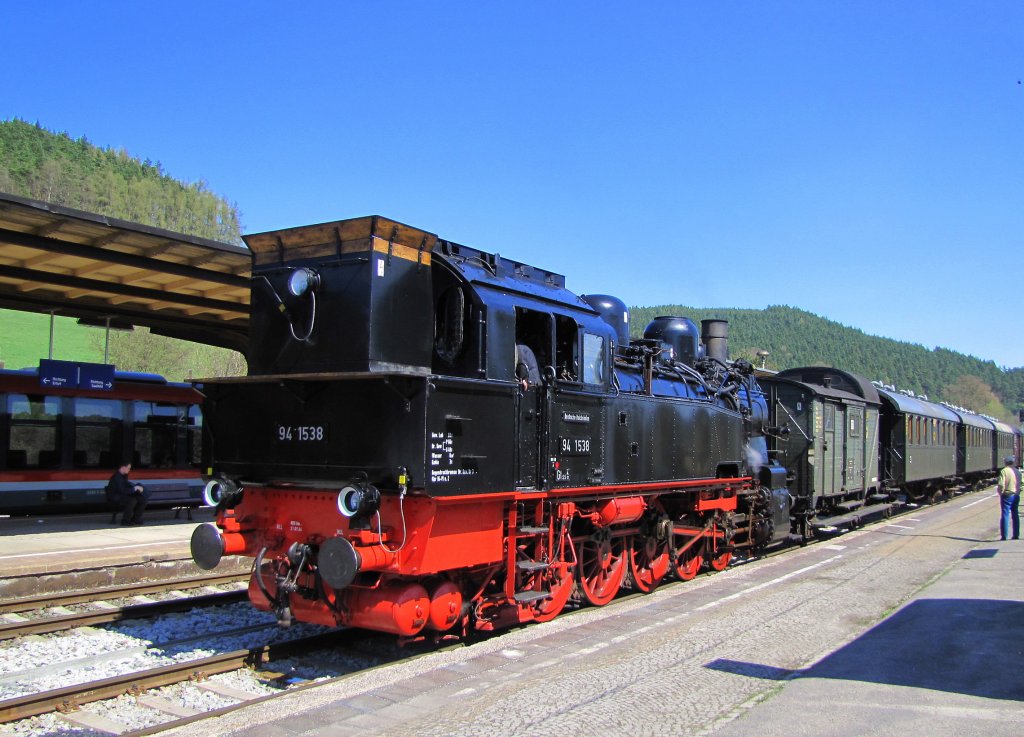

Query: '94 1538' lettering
[[559, 436, 591, 456], [276, 425, 327, 442]]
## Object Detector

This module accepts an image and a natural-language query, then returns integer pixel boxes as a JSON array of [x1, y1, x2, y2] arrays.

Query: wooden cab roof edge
[[244, 215, 439, 266]]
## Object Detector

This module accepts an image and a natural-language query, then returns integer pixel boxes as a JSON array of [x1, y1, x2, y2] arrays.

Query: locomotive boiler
[[191, 216, 790, 636]]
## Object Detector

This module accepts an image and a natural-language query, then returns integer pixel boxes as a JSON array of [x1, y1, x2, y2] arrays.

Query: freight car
[[191, 216, 791, 636]]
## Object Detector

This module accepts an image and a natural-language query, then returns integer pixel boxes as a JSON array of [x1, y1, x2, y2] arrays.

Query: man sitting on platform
[[106, 461, 148, 526]]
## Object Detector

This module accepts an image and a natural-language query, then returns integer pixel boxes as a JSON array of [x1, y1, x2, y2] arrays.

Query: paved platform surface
[[156, 489, 1023, 737], [0, 507, 221, 597]]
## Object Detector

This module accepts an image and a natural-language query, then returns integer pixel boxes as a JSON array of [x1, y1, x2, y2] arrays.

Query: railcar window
[[824, 405, 835, 432], [7, 394, 60, 468], [582, 333, 607, 386], [849, 412, 861, 438], [74, 397, 123, 468], [133, 401, 182, 468]]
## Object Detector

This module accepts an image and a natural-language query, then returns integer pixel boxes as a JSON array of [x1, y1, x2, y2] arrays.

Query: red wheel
[[673, 535, 704, 581], [708, 550, 732, 571], [629, 534, 670, 593], [578, 529, 626, 606]]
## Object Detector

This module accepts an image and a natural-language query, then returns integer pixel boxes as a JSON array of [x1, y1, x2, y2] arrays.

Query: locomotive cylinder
[[597, 496, 646, 526]]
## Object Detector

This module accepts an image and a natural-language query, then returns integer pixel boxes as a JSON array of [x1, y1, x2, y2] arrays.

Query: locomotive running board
[[811, 502, 896, 530]]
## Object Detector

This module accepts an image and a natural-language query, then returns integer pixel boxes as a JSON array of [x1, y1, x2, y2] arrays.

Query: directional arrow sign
[[78, 363, 116, 392], [38, 359, 78, 389]]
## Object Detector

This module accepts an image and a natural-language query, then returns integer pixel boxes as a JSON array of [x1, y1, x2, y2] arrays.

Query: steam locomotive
[[191, 215, 1020, 637]]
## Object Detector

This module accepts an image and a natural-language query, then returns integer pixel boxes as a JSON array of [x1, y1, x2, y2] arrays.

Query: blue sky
[[3, 2, 1023, 367]]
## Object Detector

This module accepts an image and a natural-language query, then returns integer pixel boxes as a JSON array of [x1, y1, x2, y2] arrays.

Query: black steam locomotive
[[192, 216, 791, 635]]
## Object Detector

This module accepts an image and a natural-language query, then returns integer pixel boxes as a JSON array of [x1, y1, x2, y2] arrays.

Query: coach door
[[846, 406, 865, 491], [821, 403, 839, 495]]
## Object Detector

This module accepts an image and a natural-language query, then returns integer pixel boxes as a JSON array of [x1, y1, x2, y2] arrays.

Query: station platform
[[0, 507, 251, 600], [158, 489, 1022, 737]]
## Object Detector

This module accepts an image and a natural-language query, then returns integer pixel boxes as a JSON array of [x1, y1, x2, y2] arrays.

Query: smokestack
[[701, 319, 729, 363]]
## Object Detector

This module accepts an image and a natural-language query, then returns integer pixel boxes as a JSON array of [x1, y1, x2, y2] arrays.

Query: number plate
[[274, 424, 329, 443], [558, 436, 592, 457]]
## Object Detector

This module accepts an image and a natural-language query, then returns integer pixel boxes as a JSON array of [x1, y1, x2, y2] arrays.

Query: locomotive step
[[516, 560, 550, 572], [513, 590, 551, 604], [868, 493, 893, 503], [516, 526, 549, 535]]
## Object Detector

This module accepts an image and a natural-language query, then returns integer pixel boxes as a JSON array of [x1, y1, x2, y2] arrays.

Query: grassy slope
[[0, 308, 104, 369]]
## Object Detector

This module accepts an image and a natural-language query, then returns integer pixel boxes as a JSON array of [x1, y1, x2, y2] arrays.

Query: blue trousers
[[1000, 493, 1020, 540]]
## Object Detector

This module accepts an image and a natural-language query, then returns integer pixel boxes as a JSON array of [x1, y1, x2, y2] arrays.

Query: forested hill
[[0, 118, 241, 243], [0, 118, 245, 380], [630, 305, 1024, 421]]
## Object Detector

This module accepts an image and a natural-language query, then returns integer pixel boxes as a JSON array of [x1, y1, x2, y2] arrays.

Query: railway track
[[0, 571, 251, 615], [0, 588, 248, 640], [0, 571, 251, 640], [0, 629, 356, 723]]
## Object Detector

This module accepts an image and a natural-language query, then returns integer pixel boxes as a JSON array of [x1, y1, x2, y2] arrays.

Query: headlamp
[[337, 482, 381, 519], [287, 267, 320, 297]]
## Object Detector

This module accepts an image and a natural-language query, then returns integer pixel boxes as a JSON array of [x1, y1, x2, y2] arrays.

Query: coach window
[[74, 398, 122, 468], [582, 332, 607, 387], [7, 394, 60, 468], [824, 405, 835, 432], [133, 401, 181, 468]]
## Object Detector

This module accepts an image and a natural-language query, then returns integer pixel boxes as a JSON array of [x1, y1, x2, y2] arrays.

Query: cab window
[[582, 333, 606, 386]]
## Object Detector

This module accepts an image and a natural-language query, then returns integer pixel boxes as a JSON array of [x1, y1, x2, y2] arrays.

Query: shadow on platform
[[0, 508, 212, 536], [706, 597, 1024, 702]]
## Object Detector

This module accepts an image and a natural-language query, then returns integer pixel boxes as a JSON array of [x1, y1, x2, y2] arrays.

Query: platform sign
[[38, 359, 78, 389], [38, 360, 116, 391], [79, 363, 115, 391]]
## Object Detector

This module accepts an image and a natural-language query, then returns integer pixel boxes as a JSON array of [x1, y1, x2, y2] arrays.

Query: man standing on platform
[[996, 456, 1020, 541], [107, 461, 148, 526]]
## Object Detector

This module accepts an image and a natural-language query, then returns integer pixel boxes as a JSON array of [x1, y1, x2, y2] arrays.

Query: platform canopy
[[0, 192, 251, 351]]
